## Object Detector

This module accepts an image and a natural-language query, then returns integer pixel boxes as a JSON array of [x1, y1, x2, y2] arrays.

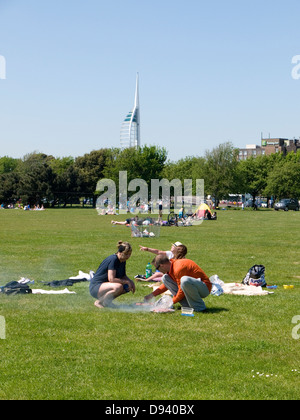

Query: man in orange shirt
[[144, 255, 212, 312]]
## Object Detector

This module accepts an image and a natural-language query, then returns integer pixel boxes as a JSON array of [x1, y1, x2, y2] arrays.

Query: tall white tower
[[120, 73, 141, 149]]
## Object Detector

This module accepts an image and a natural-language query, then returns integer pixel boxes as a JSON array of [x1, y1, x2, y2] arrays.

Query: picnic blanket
[[221, 283, 272, 296], [210, 274, 273, 296]]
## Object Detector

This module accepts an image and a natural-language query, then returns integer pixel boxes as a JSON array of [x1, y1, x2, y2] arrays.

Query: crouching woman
[[90, 241, 135, 308]]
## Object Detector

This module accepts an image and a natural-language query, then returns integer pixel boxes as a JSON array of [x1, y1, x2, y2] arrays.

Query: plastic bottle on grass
[[145, 262, 152, 279]]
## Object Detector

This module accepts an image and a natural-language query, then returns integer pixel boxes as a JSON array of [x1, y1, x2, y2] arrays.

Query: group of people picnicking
[[1, 203, 45, 211], [89, 241, 212, 312]]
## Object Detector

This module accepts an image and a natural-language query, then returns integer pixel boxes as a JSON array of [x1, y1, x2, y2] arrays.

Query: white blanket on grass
[[31, 288, 76, 295], [210, 275, 273, 296], [221, 283, 272, 296]]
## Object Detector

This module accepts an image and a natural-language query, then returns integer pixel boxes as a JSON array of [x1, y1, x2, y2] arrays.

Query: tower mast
[[120, 73, 141, 149], [135, 72, 140, 148]]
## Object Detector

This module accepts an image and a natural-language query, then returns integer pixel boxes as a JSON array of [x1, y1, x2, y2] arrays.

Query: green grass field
[[0, 208, 299, 400]]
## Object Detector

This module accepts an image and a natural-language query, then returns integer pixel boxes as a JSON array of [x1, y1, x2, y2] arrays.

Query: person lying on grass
[[111, 216, 139, 225], [143, 255, 212, 312], [89, 241, 135, 308]]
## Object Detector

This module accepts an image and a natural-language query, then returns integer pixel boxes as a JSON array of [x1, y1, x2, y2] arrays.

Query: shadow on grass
[[202, 307, 229, 314]]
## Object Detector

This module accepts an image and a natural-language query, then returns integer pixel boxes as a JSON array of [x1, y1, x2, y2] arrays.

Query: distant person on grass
[[89, 241, 135, 308], [143, 255, 212, 312], [111, 216, 140, 225]]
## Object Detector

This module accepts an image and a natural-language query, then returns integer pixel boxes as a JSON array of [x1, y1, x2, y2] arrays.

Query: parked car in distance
[[274, 198, 299, 211]]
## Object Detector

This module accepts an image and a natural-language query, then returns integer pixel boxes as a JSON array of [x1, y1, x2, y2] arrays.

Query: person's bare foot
[[94, 300, 104, 308]]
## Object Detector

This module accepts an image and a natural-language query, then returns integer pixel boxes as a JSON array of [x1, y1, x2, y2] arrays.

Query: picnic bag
[[242, 265, 266, 287]]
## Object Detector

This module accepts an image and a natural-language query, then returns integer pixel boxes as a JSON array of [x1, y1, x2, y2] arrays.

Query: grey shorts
[[89, 282, 101, 299]]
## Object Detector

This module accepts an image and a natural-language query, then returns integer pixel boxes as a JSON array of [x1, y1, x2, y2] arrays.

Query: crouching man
[[144, 255, 212, 312]]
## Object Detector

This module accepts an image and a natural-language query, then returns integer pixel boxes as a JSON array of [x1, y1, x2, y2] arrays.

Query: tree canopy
[[0, 145, 299, 207]]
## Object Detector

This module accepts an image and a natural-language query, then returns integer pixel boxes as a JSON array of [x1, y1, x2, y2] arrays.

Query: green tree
[[74, 149, 115, 195], [49, 156, 74, 177], [265, 157, 300, 199], [50, 156, 83, 207], [0, 156, 20, 174], [103, 145, 168, 194], [238, 154, 271, 207], [17, 153, 56, 206], [163, 156, 206, 186], [0, 172, 21, 204], [204, 142, 239, 206]]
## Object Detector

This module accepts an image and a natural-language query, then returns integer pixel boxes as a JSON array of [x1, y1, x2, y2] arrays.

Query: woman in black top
[[90, 241, 135, 308]]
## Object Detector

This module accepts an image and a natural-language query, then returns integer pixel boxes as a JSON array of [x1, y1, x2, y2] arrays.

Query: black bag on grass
[[242, 265, 266, 287], [1, 281, 32, 295]]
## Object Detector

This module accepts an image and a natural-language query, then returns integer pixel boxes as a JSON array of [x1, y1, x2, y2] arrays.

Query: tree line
[[0, 143, 300, 208]]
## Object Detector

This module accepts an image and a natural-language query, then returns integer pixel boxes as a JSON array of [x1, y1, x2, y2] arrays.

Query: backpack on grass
[[242, 265, 266, 287]]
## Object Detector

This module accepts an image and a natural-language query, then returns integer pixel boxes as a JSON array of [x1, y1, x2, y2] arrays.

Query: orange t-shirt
[[153, 259, 211, 304]]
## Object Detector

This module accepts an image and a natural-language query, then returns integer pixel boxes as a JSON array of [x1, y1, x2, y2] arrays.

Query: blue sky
[[0, 0, 300, 162]]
